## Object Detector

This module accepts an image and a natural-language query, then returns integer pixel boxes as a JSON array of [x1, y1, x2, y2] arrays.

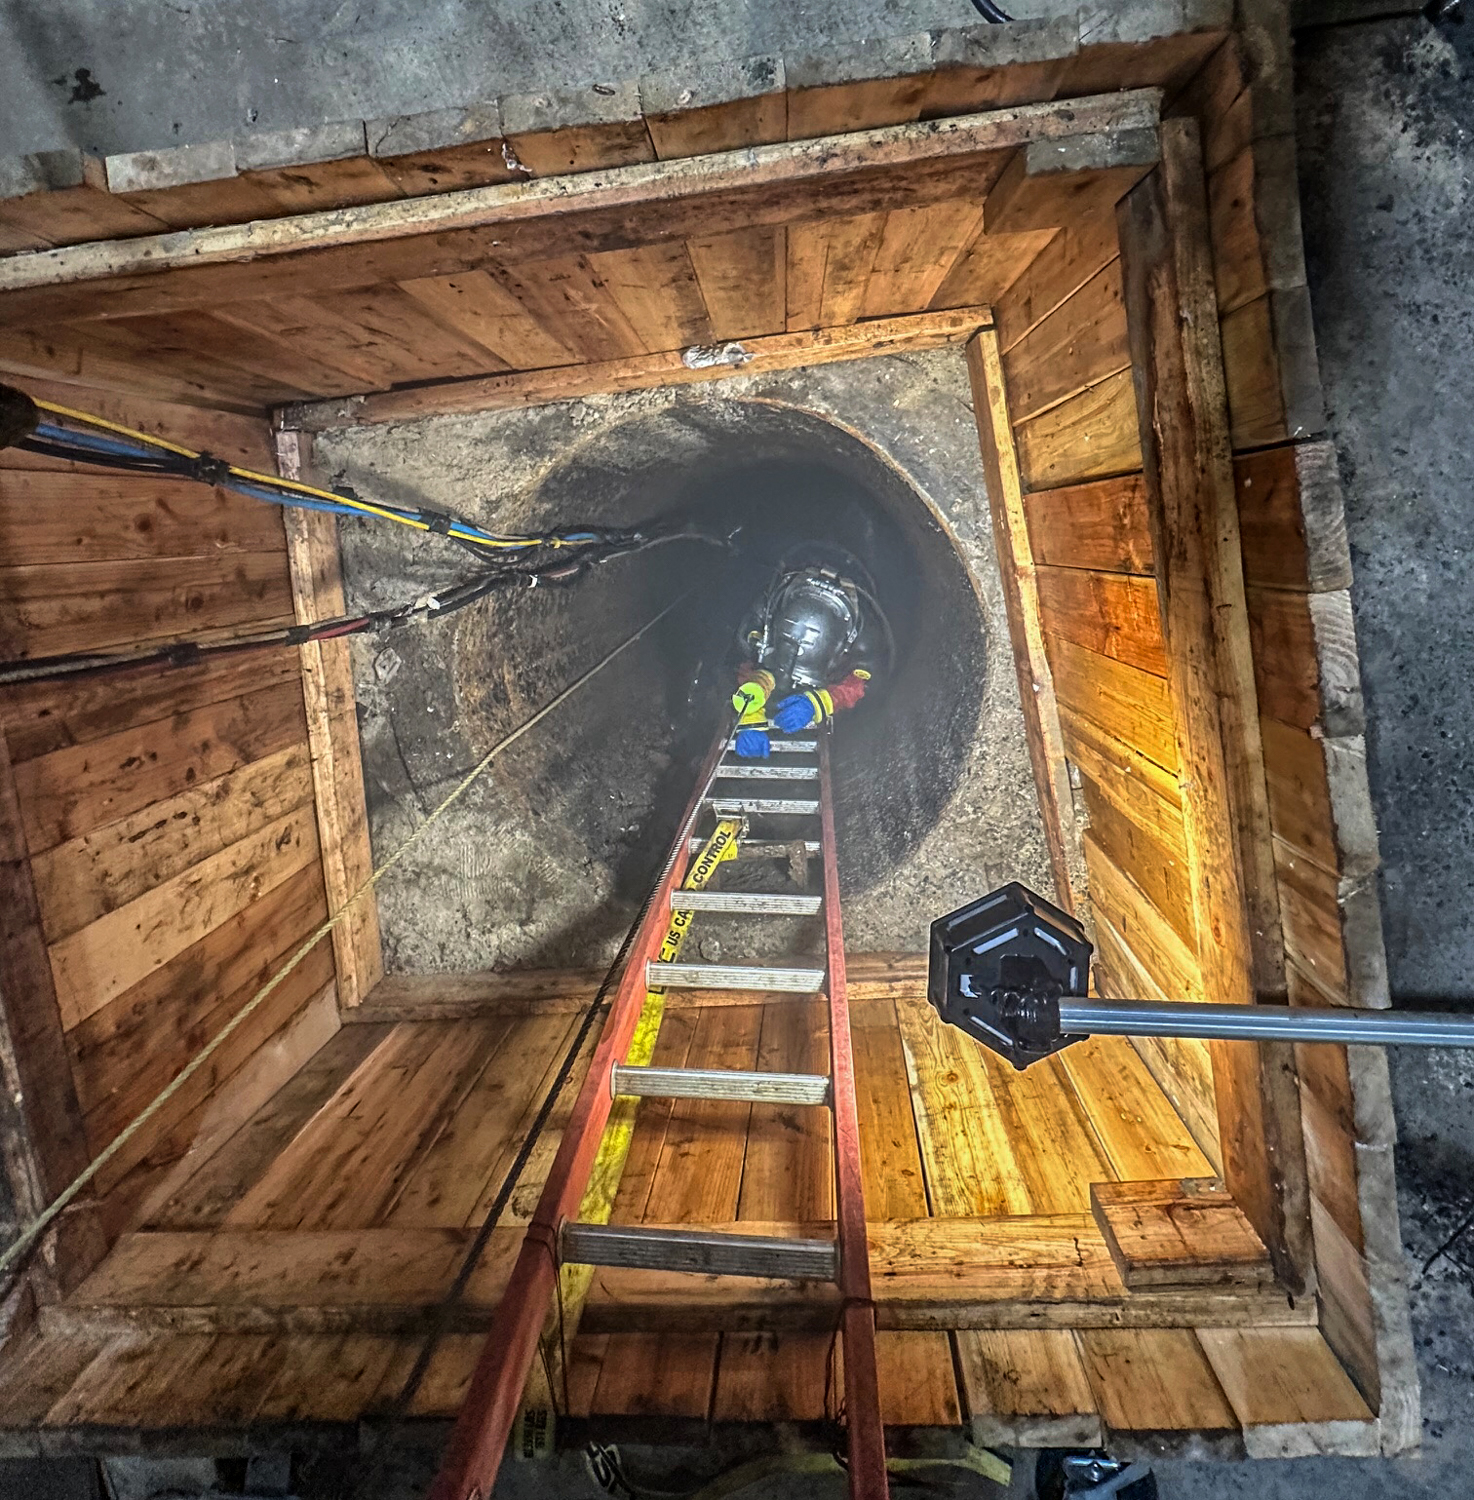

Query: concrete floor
[[2, 4, 1473, 1498]]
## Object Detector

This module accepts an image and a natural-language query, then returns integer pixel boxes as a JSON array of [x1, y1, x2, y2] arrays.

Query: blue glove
[[772, 693, 819, 734], [734, 728, 771, 759]]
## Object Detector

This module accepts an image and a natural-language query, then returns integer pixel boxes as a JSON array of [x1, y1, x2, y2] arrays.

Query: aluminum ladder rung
[[729, 737, 817, 753], [612, 1064, 831, 1105], [689, 838, 821, 858], [715, 764, 821, 780], [649, 961, 825, 993], [673, 890, 822, 916], [708, 797, 819, 816], [561, 1222, 837, 1281]]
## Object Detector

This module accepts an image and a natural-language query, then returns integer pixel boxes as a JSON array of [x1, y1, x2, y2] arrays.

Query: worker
[[730, 545, 891, 758]]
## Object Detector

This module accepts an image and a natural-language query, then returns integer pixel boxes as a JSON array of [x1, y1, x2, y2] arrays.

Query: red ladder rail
[[427, 729, 729, 1500], [818, 728, 889, 1499]]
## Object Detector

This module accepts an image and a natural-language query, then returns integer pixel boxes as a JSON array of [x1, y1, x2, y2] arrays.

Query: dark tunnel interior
[[442, 399, 990, 931]]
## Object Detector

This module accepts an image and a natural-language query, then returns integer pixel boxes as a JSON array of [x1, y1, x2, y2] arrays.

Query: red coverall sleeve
[[825, 671, 868, 713]]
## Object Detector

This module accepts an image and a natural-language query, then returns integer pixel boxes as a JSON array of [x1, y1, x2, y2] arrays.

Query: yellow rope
[[0, 595, 690, 1282]]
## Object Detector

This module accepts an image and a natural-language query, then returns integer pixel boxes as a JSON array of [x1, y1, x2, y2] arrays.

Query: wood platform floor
[[0, 992, 1378, 1455]]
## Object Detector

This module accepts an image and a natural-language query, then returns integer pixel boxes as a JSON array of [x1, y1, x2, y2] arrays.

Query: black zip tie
[[190, 453, 233, 487], [417, 507, 457, 535]]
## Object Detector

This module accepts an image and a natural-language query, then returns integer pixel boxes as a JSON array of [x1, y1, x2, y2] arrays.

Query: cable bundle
[[0, 385, 725, 685]]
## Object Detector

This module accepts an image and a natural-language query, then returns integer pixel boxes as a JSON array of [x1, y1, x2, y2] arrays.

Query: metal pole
[[1058, 998, 1474, 1048]]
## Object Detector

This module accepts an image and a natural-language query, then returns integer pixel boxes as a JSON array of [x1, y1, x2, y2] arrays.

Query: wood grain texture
[[1045, 634, 1178, 775], [1090, 1179, 1273, 1290], [967, 327, 1079, 910], [1060, 706, 1187, 866], [1024, 472, 1153, 575], [1013, 368, 1143, 491], [1119, 119, 1308, 1287], [277, 433, 383, 1009], [1035, 565, 1168, 677], [958, 1329, 1102, 1448], [1076, 1329, 1237, 1433], [1079, 775, 1194, 947]]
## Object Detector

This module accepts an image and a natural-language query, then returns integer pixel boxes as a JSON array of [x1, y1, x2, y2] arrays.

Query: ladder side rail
[[429, 727, 730, 1500], [818, 731, 890, 1500]]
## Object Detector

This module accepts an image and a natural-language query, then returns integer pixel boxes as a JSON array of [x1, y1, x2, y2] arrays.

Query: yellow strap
[[514, 818, 742, 1453]]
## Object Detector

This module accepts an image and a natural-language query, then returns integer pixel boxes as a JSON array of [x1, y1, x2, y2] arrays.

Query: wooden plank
[[1089, 910, 1221, 1175], [958, 1330, 1102, 1448], [1023, 473, 1153, 575], [144, 1021, 387, 1231], [1045, 634, 1177, 774], [1119, 118, 1308, 1287], [385, 1012, 573, 1229], [397, 271, 575, 371], [1013, 367, 1143, 491], [1196, 1328, 1376, 1456], [849, 999, 959, 1427], [1090, 1179, 1273, 1290], [1235, 442, 1351, 593], [48, 803, 320, 1032], [995, 209, 1121, 353], [928, 226, 1055, 313], [784, 38, 935, 141], [501, 83, 655, 176], [278, 433, 383, 1009], [31, 743, 313, 945], [0, 93, 1163, 325], [292, 285, 501, 384], [0, 722, 99, 1297], [42, 1330, 224, 1428], [0, 647, 300, 766], [1002, 258, 1130, 425], [784, 213, 886, 330], [1084, 835, 1202, 1004], [1248, 586, 1362, 734], [715, 997, 832, 1422], [684, 227, 787, 341], [591, 242, 713, 352], [985, 130, 1160, 234], [1056, 1035, 1213, 1183], [1059, 705, 1187, 866], [0, 552, 294, 663], [966, 327, 1078, 910], [63, 861, 325, 1124], [1079, 775, 1194, 947], [1220, 293, 1286, 450], [860, 200, 985, 318], [288, 305, 993, 430], [640, 56, 788, 159], [0, 1330, 112, 1445], [1035, 565, 1167, 677], [0, 471, 287, 566], [252, 1333, 404, 1423], [492, 255, 648, 363], [1076, 1329, 1237, 1433], [892, 997, 1029, 1218]]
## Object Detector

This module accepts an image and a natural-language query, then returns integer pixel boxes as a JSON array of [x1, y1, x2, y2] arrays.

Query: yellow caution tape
[[513, 817, 743, 1457]]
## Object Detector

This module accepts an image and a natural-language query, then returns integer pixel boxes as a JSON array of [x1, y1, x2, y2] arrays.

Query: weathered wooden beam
[[1117, 117, 1310, 1291], [984, 128, 1160, 234], [273, 432, 383, 1009], [0, 725, 106, 1305], [283, 306, 993, 430], [966, 328, 1080, 912], [41, 1214, 1314, 1339], [0, 91, 1161, 327], [1090, 1178, 1273, 1290]]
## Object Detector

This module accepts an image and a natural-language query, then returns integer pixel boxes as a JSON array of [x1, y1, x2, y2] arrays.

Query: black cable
[[969, 0, 1014, 21]]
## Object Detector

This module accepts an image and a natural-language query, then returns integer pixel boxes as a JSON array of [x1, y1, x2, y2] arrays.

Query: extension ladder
[[430, 725, 889, 1500]]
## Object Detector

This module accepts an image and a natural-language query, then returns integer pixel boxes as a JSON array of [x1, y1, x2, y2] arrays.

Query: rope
[[0, 594, 691, 1283]]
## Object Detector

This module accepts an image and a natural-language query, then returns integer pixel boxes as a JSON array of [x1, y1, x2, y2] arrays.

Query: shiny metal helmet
[[758, 567, 862, 690]]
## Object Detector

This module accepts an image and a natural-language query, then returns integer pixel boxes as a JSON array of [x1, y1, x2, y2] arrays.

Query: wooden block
[[235, 121, 405, 211], [0, 148, 168, 249], [640, 55, 787, 158], [985, 130, 1160, 235], [1196, 1327, 1375, 1456], [784, 34, 936, 140], [1090, 1179, 1273, 1289], [500, 82, 655, 175], [1046, 634, 1178, 774], [396, 270, 573, 371], [1076, 1329, 1237, 1433], [365, 102, 517, 195], [1014, 368, 1143, 491], [1220, 292, 1286, 449], [1248, 585, 1363, 735], [1003, 257, 1130, 425], [861, 200, 986, 319], [996, 208, 1121, 353], [1235, 441, 1351, 593], [923, 19, 1079, 118], [957, 1329, 1103, 1448]]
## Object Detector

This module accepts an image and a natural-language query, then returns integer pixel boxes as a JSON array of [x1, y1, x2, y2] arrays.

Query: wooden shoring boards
[[1116, 118, 1310, 1290], [273, 432, 383, 1010]]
